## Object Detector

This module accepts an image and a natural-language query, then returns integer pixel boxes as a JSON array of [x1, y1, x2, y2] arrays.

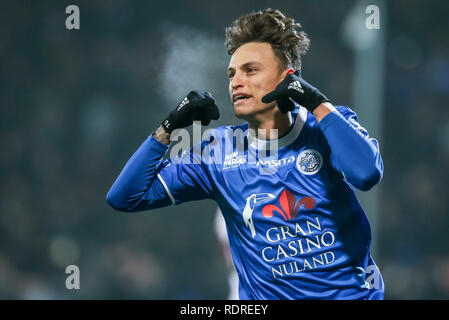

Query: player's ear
[[280, 68, 294, 79], [273, 68, 293, 88]]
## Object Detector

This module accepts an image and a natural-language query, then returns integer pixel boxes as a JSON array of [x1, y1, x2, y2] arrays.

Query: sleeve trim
[[157, 173, 175, 206]]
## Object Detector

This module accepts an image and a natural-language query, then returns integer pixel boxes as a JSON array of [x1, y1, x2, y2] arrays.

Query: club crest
[[296, 149, 323, 175]]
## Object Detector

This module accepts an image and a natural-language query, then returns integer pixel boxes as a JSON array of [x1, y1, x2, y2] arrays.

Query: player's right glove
[[162, 90, 220, 134]]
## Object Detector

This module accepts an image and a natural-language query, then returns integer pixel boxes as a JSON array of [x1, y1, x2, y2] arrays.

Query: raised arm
[[315, 103, 383, 191], [106, 91, 220, 212], [106, 129, 171, 211], [262, 70, 383, 191]]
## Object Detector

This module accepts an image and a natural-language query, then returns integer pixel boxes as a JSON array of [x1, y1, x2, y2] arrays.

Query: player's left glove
[[262, 70, 331, 113]]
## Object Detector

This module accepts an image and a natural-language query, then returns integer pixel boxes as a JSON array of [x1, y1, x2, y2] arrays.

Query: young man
[[106, 8, 385, 299]]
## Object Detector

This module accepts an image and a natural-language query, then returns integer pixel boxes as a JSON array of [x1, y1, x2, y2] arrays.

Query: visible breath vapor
[[157, 23, 237, 126]]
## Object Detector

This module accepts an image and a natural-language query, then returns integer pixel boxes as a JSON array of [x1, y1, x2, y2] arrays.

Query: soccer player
[[106, 8, 385, 299]]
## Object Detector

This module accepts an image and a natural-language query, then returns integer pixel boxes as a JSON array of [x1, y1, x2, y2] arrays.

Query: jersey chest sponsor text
[[222, 153, 296, 170], [240, 188, 339, 279]]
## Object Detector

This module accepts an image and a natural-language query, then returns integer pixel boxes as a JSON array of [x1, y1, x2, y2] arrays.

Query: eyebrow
[[227, 61, 262, 74]]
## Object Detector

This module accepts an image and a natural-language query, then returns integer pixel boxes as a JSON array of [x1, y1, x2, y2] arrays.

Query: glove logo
[[287, 81, 304, 94], [176, 97, 189, 111], [296, 149, 323, 175]]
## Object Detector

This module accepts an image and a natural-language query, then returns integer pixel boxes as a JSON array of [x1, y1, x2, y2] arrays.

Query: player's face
[[227, 42, 288, 120]]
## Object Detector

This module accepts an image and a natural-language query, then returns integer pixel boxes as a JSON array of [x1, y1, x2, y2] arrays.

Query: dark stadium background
[[0, 0, 448, 299]]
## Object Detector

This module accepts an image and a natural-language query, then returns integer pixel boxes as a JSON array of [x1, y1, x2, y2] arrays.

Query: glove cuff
[[308, 97, 331, 113], [161, 115, 175, 134]]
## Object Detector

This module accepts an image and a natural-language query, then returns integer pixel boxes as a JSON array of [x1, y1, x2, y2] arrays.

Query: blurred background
[[0, 0, 448, 299]]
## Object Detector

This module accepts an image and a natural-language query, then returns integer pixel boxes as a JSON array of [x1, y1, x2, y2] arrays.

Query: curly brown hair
[[225, 8, 310, 71]]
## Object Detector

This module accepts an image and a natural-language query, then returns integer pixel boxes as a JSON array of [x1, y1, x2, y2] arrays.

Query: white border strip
[[157, 173, 175, 206]]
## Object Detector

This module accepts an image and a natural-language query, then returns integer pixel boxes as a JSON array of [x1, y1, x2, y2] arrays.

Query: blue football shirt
[[107, 105, 385, 300]]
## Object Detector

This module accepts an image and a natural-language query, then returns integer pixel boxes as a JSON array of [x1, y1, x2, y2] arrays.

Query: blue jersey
[[107, 106, 385, 300]]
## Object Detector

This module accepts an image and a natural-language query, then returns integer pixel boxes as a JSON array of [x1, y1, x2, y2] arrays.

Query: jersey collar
[[247, 107, 308, 151]]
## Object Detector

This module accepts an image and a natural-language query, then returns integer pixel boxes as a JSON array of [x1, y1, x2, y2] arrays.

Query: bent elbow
[[356, 166, 383, 191], [106, 189, 132, 212]]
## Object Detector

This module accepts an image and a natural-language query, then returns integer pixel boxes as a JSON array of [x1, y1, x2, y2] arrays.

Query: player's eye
[[246, 68, 257, 75]]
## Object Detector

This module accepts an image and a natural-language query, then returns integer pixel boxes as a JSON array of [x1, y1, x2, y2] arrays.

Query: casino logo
[[262, 189, 315, 222], [296, 149, 323, 175], [243, 193, 276, 238], [242, 189, 316, 238]]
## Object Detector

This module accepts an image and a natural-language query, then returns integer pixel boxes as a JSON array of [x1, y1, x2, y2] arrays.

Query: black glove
[[162, 90, 220, 133], [275, 96, 297, 114], [262, 70, 330, 113]]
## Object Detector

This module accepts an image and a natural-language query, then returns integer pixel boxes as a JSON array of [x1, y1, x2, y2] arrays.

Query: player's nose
[[230, 72, 244, 90]]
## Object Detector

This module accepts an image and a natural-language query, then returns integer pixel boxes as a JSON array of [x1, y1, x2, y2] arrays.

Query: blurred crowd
[[0, 0, 447, 299]]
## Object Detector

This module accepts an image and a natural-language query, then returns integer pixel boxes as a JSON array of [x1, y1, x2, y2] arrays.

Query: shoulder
[[334, 105, 359, 121], [332, 105, 369, 135]]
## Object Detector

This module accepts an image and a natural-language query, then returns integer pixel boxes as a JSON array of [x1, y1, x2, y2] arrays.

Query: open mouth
[[233, 94, 252, 105]]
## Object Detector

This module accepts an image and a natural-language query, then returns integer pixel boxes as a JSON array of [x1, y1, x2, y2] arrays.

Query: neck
[[247, 108, 292, 140]]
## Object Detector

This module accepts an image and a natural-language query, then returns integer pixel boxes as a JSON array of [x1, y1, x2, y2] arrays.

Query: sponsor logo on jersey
[[241, 189, 339, 279], [261, 189, 315, 222], [256, 155, 295, 167], [296, 149, 323, 175], [242, 193, 276, 238], [242, 189, 315, 238], [223, 151, 247, 170]]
